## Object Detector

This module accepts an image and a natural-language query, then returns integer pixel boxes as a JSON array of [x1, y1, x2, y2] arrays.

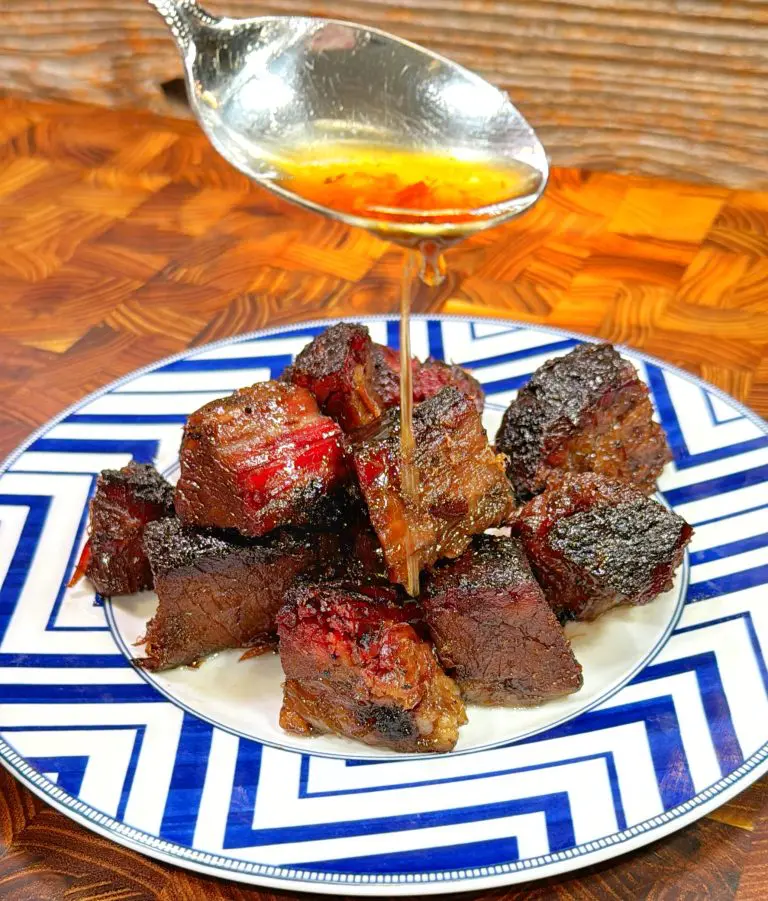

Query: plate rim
[[1, 312, 767, 893]]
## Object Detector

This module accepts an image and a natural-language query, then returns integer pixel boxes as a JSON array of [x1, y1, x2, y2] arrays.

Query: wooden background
[[0, 94, 767, 898], [3, 0, 768, 189]]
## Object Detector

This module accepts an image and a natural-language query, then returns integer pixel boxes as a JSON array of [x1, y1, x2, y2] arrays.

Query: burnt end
[[421, 535, 582, 705], [174, 381, 349, 537], [371, 343, 404, 407], [496, 343, 671, 500], [276, 583, 466, 752], [414, 358, 485, 413], [370, 342, 485, 412], [85, 462, 174, 597], [137, 518, 324, 671], [511, 473, 693, 621], [288, 324, 385, 431], [350, 387, 514, 591]]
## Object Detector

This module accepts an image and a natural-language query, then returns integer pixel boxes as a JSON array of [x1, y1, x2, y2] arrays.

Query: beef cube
[[277, 584, 466, 752], [511, 473, 693, 621], [350, 387, 514, 592], [413, 357, 485, 413], [371, 342, 406, 407], [174, 381, 349, 537], [371, 343, 484, 413], [288, 323, 385, 430], [495, 342, 671, 500], [138, 518, 324, 670], [287, 324, 485, 423], [75, 462, 174, 597], [422, 535, 583, 705]]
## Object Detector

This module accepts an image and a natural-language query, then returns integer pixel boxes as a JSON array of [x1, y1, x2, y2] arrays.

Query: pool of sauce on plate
[[278, 145, 539, 594]]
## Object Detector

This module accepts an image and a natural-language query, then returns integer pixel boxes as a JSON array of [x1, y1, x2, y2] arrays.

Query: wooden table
[[0, 95, 766, 900]]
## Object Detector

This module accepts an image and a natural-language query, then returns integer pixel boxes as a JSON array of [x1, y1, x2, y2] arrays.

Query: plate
[[1, 315, 766, 894]]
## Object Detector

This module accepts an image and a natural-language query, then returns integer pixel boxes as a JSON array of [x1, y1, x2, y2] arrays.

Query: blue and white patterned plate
[[1, 315, 766, 894]]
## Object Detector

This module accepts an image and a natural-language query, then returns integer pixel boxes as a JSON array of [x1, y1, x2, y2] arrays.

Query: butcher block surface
[[0, 95, 766, 900]]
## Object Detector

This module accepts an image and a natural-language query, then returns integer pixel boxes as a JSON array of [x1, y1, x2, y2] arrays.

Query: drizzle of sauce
[[399, 249, 420, 595], [276, 144, 539, 594]]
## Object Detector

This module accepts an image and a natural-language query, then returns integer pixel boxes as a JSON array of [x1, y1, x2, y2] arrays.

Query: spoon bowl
[[148, 1, 548, 239]]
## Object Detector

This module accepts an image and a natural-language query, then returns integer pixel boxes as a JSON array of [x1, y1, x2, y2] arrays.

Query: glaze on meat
[[277, 584, 466, 752], [174, 381, 349, 537], [422, 534, 582, 705], [496, 343, 671, 500], [511, 473, 693, 621], [350, 387, 514, 590]]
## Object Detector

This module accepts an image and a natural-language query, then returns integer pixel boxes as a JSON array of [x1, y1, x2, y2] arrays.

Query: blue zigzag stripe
[[296, 834, 521, 874], [0, 494, 51, 646]]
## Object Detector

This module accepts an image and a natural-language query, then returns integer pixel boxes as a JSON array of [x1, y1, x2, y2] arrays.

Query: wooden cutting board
[[0, 94, 766, 901]]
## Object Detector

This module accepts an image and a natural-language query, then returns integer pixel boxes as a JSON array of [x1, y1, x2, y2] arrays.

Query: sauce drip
[[276, 144, 539, 594], [399, 249, 420, 595]]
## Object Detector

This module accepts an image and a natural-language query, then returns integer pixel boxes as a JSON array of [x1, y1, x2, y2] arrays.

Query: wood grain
[[3, 1, 768, 188], [0, 95, 767, 900]]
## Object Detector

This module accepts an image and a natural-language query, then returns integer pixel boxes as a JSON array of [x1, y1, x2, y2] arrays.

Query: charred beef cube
[[78, 462, 174, 597], [277, 584, 466, 752], [138, 518, 325, 671], [422, 535, 583, 705], [371, 343, 484, 413], [413, 358, 485, 413], [371, 343, 406, 407], [350, 387, 514, 592], [511, 473, 693, 621], [495, 342, 671, 500], [174, 381, 349, 537], [288, 323, 385, 430]]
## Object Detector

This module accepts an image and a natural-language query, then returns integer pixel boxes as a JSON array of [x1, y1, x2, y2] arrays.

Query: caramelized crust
[[84, 462, 174, 597], [277, 584, 466, 752], [288, 323, 384, 430], [350, 387, 514, 591], [174, 381, 349, 537], [138, 518, 325, 670], [422, 535, 582, 705], [496, 343, 671, 500], [511, 473, 693, 620]]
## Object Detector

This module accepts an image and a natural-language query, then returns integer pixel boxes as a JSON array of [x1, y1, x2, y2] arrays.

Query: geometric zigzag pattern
[[1, 316, 767, 892]]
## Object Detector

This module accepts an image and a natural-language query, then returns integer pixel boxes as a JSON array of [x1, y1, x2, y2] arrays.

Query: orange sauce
[[277, 145, 540, 228]]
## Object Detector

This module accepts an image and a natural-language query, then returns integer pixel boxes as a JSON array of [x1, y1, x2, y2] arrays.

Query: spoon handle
[[147, 0, 218, 50]]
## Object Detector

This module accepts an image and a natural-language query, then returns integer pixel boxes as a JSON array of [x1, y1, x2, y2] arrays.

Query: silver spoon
[[147, 1, 548, 242]]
